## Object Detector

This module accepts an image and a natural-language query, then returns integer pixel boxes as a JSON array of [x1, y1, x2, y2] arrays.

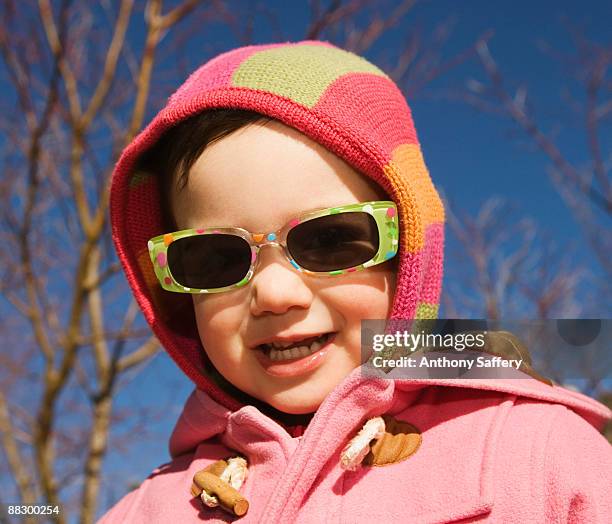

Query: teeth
[[264, 333, 331, 361], [310, 339, 322, 352]]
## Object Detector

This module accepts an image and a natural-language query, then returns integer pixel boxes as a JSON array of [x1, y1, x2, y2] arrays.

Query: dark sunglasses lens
[[287, 212, 379, 272], [167, 234, 251, 289]]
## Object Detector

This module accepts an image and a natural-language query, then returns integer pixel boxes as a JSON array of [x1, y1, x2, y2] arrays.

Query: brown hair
[[139, 108, 272, 231]]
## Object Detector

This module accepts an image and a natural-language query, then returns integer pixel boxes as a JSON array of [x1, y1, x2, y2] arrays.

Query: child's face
[[171, 120, 396, 414]]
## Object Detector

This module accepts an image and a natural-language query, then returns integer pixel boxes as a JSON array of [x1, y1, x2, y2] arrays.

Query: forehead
[[171, 120, 387, 231]]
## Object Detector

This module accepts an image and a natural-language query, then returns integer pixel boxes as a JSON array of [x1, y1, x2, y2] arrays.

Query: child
[[102, 41, 611, 522]]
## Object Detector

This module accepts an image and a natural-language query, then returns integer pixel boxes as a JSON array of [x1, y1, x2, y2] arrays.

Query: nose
[[250, 244, 314, 316]]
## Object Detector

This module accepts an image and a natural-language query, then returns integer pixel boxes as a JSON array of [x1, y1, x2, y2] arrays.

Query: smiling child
[[101, 41, 611, 523]]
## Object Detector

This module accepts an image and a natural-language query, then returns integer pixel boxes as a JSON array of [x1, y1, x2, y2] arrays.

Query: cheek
[[323, 266, 397, 320], [192, 294, 246, 346]]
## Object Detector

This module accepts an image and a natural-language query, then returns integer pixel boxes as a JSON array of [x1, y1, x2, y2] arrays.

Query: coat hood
[[110, 40, 444, 411]]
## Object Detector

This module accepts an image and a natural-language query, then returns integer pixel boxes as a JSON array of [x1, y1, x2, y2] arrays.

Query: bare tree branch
[[81, 0, 134, 129], [0, 391, 37, 521], [117, 336, 161, 373], [472, 39, 611, 215], [306, 0, 369, 40], [443, 195, 584, 319]]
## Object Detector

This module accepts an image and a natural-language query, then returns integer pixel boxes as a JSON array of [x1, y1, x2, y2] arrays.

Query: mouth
[[256, 333, 334, 362]]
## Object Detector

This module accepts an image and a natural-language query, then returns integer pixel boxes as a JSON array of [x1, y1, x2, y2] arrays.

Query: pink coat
[[99, 369, 611, 523]]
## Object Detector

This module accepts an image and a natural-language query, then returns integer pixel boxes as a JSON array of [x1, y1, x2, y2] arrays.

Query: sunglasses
[[147, 201, 399, 294]]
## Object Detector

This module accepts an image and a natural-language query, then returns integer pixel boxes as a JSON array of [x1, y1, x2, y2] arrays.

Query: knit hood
[[110, 40, 444, 412]]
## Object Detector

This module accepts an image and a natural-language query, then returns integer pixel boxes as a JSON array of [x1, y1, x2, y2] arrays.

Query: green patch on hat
[[415, 302, 439, 320], [232, 44, 387, 108]]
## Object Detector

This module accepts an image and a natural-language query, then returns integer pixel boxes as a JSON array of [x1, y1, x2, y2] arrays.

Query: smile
[[253, 332, 338, 378], [260, 333, 333, 361]]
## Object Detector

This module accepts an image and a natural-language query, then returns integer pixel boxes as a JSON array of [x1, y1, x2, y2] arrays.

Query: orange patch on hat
[[384, 143, 445, 253]]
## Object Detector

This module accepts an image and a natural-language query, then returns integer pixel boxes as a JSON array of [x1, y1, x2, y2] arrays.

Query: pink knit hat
[[110, 40, 445, 411]]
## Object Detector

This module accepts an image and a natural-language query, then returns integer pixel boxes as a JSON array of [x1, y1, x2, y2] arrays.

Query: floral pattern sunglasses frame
[[147, 200, 399, 294]]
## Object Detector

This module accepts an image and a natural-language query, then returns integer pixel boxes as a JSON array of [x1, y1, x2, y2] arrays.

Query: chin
[[263, 390, 326, 415], [256, 367, 355, 415]]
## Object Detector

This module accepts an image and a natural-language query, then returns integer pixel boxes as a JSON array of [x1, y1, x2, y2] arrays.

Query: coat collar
[[169, 367, 609, 522]]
